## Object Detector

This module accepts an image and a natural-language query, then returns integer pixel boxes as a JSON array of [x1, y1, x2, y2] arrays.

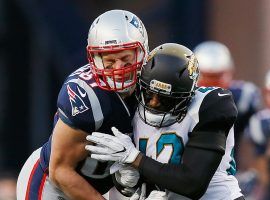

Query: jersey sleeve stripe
[[58, 108, 68, 119]]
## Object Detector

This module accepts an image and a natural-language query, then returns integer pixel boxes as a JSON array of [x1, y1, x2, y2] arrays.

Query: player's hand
[[115, 165, 140, 188], [85, 127, 140, 163], [129, 184, 167, 200], [130, 183, 146, 200], [145, 191, 168, 200]]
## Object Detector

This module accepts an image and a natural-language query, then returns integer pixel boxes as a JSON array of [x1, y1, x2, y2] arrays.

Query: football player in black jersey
[[16, 9, 148, 200], [86, 43, 245, 200]]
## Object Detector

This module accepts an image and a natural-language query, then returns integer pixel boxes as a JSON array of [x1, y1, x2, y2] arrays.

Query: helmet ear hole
[[150, 58, 155, 69], [178, 68, 186, 79]]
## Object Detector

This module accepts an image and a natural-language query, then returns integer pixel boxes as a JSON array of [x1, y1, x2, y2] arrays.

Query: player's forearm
[[132, 148, 222, 199], [50, 167, 105, 200], [135, 155, 206, 199]]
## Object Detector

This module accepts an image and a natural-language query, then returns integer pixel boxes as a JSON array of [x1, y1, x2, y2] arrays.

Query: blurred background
[[1, 0, 270, 199]]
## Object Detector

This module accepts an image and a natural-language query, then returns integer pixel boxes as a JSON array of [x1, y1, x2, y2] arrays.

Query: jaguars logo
[[187, 54, 199, 80], [147, 46, 163, 62]]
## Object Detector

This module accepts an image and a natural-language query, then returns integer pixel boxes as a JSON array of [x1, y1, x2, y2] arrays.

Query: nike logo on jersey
[[77, 86, 87, 98], [218, 92, 230, 97]]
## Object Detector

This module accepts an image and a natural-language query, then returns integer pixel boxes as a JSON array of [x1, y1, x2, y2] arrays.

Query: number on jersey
[[139, 132, 184, 164]]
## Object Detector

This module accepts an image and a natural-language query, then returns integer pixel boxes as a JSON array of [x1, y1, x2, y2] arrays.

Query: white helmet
[[194, 41, 234, 73], [265, 70, 270, 90], [193, 41, 234, 88], [87, 9, 149, 93]]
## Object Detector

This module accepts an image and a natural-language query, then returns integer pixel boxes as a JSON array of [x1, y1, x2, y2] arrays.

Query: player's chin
[[114, 76, 133, 83]]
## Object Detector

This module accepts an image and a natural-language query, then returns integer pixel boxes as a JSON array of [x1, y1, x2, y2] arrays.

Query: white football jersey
[[133, 87, 243, 200]]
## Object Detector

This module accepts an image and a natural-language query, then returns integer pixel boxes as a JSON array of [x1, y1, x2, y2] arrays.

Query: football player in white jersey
[[86, 43, 245, 200], [16, 10, 148, 200]]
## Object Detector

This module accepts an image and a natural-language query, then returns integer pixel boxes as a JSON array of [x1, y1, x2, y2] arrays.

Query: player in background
[[193, 41, 262, 154], [86, 43, 245, 200], [193, 41, 262, 197], [16, 9, 148, 200], [240, 70, 270, 200]]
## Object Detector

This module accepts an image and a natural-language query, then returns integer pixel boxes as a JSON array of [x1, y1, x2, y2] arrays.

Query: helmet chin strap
[[118, 85, 136, 99]]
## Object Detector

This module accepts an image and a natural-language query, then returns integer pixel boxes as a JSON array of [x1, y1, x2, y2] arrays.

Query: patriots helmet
[[87, 9, 149, 93]]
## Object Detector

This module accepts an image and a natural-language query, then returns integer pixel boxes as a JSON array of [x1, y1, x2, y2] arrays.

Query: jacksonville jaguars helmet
[[87, 9, 149, 93], [136, 43, 199, 127]]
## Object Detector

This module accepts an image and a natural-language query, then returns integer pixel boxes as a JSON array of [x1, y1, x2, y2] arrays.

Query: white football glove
[[129, 183, 167, 200], [110, 162, 125, 174], [85, 127, 140, 164], [115, 165, 140, 188], [145, 191, 168, 200], [130, 183, 146, 200]]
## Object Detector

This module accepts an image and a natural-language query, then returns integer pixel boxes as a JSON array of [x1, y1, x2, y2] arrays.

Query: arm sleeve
[[187, 88, 237, 153], [138, 146, 223, 199], [138, 88, 238, 199]]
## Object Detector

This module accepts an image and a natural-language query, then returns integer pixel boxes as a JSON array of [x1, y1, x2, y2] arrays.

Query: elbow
[[49, 164, 77, 190], [174, 176, 209, 199], [186, 183, 208, 200], [49, 166, 62, 188]]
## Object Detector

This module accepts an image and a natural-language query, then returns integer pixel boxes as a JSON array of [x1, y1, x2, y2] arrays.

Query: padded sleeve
[[187, 88, 238, 154]]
